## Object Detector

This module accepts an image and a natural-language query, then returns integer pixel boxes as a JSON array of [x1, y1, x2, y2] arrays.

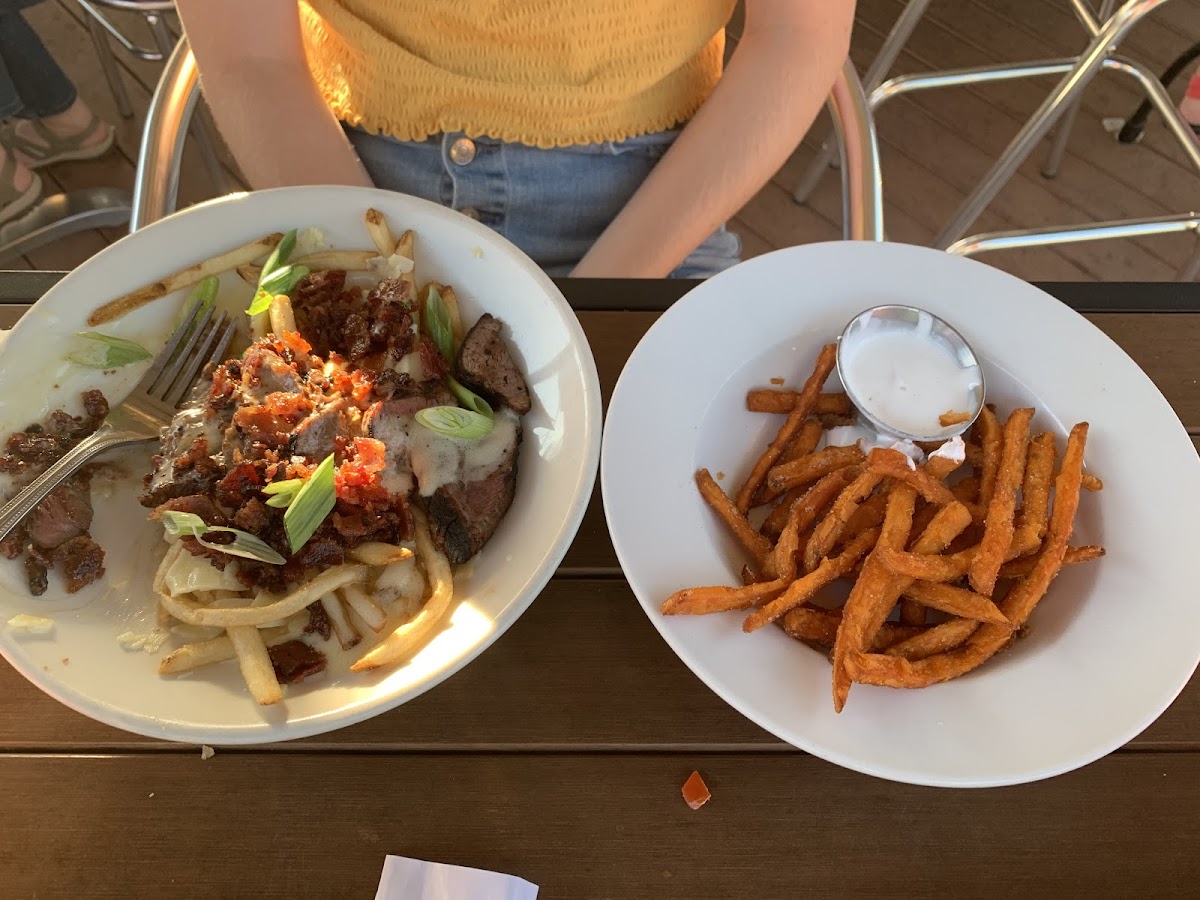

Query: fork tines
[[138, 301, 238, 408]]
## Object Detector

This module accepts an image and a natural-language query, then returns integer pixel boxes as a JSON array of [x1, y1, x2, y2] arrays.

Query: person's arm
[[175, 0, 372, 189], [572, 0, 855, 278]]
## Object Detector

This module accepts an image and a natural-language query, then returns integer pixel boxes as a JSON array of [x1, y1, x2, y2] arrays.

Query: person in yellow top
[[176, 0, 854, 278]]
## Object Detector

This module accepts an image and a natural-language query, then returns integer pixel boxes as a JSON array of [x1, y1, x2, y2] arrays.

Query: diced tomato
[[681, 771, 711, 810]]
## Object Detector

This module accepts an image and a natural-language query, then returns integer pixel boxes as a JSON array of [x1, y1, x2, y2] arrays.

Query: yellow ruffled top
[[299, 0, 737, 148]]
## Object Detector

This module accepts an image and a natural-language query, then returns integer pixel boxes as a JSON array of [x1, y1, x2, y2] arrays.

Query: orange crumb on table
[[770, 377, 785, 385], [715, 471, 725, 481], [682, 770, 711, 809]]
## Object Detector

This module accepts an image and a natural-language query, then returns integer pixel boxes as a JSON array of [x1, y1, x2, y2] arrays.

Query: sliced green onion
[[68, 332, 153, 369], [283, 454, 336, 554], [259, 263, 310, 297], [262, 478, 303, 509], [448, 377, 493, 418], [415, 405, 495, 440], [247, 228, 301, 317], [424, 284, 455, 362], [158, 510, 286, 565], [173, 275, 220, 330]]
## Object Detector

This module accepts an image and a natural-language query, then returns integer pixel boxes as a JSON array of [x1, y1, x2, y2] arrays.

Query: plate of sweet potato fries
[[602, 242, 1200, 787]]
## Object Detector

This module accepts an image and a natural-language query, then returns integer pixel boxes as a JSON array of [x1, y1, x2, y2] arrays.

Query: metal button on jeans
[[449, 137, 476, 166]]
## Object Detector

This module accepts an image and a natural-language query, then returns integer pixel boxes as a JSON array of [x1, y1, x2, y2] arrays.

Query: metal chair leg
[[132, 39, 200, 231], [826, 60, 884, 241], [1183, 239, 1200, 282], [0, 188, 132, 266], [792, 0, 932, 204], [932, 0, 1174, 249], [83, 9, 133, 118], [146, 15, 228, 195], [1042, 0, 1117, 179]]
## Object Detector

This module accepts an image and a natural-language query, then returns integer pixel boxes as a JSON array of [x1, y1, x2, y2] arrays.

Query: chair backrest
[[133, 42, 885, 241]]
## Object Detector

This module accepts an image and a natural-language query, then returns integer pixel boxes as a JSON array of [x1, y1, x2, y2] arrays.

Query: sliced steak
[[26, 478, 93, 550], [24, 550, 48, 596], [455, 314, 531, 414], [157, 494, 228, 527], [53, 535, 105, 593], [269, 640, 327, 684], [292, 404, 345, 462], [424, 413, 521, 565]]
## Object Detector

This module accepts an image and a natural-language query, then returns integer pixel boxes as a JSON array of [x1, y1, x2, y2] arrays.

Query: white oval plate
[[602, 241, 1200, 787], [0, 186, 601, 744]]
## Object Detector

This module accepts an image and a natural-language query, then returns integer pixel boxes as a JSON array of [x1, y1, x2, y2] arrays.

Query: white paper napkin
[[375, 855, 539, 900]]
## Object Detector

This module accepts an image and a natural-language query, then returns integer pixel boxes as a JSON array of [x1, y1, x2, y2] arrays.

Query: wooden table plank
[[2, 751, 1197, 898], [4, 578, 1198, 750]]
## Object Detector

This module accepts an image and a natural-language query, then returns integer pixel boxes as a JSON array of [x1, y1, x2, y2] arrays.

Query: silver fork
[[0, 302, 237, 543]]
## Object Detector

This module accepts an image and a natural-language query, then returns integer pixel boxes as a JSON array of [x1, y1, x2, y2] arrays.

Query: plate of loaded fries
[[0, 186, 600, 744], [602, 241, 1200, 787]]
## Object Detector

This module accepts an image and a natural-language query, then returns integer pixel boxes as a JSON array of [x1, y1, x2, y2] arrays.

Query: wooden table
[[2, 275, 1198, 898]]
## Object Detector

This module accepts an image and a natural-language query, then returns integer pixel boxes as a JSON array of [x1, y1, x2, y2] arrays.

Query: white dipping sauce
[[840, 329, 978, 438]]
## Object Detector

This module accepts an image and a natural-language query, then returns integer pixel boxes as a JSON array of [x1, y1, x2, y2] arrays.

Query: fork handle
[[0, 423, 154, 545]]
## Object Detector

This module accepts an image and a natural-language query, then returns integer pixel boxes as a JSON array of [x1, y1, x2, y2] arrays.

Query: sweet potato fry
[[998, 544, 1105, 579], [803, 470, 885, 571], [743, 527, 880, 632], [766, 444, 865, 494], [939, 409, 972, 427], [866, 448, 957, 506], [903, 581, 1011, 626], [779, 606, 924, 651], [661, 578, 786, 615], [840, 490, 889, 543], [875, 545, 971, 583], [882, 617, 979, 661], [846, 423, 1089, 690], [746, 390, 852, 416], [831, 500, 972, 711], [969, 407, 1033, 595], [776, 419, 826, 468], [734, 343, 837, 513], [951, 474, 980, 506], [763, 466, 858, 542], [695, 469, 772, 564], [975, 407, 1003, 510], [1015, 433, 1057, 547], [762, 495, 810, 582]]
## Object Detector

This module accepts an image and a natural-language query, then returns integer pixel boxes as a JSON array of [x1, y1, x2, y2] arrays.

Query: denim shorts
[[346, 127, 742, 279]]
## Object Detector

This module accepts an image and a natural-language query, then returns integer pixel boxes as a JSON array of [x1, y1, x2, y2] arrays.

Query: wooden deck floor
[[14, 0, 1200, 280]]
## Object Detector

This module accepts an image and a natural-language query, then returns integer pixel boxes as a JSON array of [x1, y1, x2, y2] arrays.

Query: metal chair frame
[[794, 0, 1200, 279], [132, 42, 886, 246]]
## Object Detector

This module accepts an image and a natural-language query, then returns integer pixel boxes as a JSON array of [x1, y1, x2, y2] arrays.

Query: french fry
[[939, 409, 972, 427], [866, 448, 957, 506], [760, 420, 829, 508], [152, 542, 183, 597], [902, 581, 1011, 626], [227, 625, 284, 706], [421, 281, 463, 345], [743, 527, 880, 632], [365, 208, 396, 257], [969, 407, 1033, 595], [695, 468, 772, 564], [320, 593, 361, 650], [87, 233, 283, 326], [846, 423, 1089, 690], [394, 228, 415, 263], [341, 583, 387, 633], [189, 565, 368, 627], [157, 624, 296, 675], [351, 509, 454, 671], [746, 390, 853, 416], [734, 343, 837, 513], [347, 542, 414, 566], [269, 294, 297, 336]]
